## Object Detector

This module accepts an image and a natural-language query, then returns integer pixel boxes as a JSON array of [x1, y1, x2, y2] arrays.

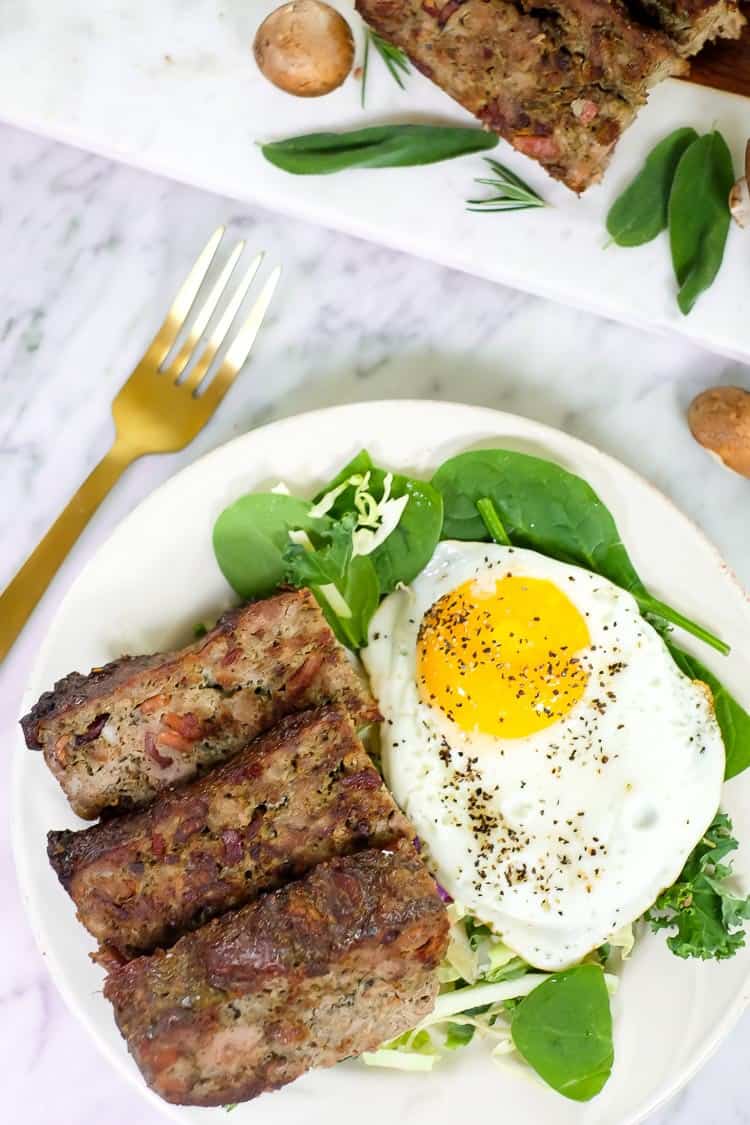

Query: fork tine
[[200, 265, 282, 408], [181, 252, 264, 394], [147, 227, 224, 367], [166, 240, 246, 382]]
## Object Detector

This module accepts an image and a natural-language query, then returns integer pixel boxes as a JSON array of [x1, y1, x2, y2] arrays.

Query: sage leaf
[[606, 127, 697, 247], [669, 131, 734, 315], [261, 124, 498, 175], [511, 964, 614, 1101], [667, 642, 750, 780]]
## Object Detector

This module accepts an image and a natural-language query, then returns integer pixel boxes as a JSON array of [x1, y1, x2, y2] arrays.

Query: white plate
[[0, 2, 748, 359], [12, 400, 750, 1125]]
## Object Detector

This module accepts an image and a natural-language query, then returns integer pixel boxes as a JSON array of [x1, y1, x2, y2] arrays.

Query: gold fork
[[0, 227, 281, 663]]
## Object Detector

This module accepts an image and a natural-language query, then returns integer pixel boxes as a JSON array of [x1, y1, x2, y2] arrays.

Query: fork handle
[[0, 439, 136, 662]]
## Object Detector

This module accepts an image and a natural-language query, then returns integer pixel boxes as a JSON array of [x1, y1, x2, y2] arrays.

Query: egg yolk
[[417, 575, 591, 738]]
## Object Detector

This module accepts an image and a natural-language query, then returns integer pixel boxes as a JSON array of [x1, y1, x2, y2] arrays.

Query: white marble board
[[0, 2, 749, 358]]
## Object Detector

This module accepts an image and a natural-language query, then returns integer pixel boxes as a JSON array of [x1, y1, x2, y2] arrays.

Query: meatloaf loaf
[[355, 0, 686, 191], [104, 846, 448, 1106], [48, 706, 411, 957], [634, 0, 745, 55], [22, 589, 379, 819]]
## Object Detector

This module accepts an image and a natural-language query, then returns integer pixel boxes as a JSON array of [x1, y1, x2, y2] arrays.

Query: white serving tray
[[1, 1, 748, 357]]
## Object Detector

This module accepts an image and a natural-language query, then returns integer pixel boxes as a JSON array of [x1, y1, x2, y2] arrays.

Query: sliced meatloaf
[[22, 589, 379, 819], [633, 0, 745, 55], [356, 0, 686, 191], [104, 846, 448, 1107], [47, 706, 411, 957]]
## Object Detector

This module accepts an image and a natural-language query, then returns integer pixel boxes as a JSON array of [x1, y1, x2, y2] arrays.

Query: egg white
[[362, 541, 725, 970]]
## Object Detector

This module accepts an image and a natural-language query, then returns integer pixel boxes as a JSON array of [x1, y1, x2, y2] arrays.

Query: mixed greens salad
[[212, 446, 750, 1101]]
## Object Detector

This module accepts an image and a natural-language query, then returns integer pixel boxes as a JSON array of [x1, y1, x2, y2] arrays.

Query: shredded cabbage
[[607, 922, 635, 960], [362, 907, 623, 1076], [306, 471, 410, 559]]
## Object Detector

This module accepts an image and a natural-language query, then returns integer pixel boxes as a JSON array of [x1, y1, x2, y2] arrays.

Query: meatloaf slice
[[356, 0, 686, 191], [22, 589, 379, 819], [47, 706, 411, 957], [632, 0, 745, 55], [104, 846, 448, 1107]]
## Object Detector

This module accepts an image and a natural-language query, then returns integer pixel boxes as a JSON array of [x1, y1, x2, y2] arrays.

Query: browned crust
[[22, 589, 380, 819], [47, 706, 411, 956], [633, 0, 745, 56], [104, 846, 448, 1107], [356, 0, 685, 191]]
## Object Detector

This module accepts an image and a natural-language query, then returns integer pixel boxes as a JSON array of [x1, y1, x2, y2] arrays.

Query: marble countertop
[[1, 118, 748, 1125]]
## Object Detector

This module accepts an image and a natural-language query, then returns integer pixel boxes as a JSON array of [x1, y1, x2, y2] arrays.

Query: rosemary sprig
[[361, 30, 410, 109], [467, 158, 546, 212]]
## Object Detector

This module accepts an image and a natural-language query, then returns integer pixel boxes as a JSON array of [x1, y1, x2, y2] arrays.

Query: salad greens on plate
[[212, 444, 750, 1101]]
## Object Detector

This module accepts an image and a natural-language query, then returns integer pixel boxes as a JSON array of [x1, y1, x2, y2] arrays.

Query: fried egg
[[362, 541, 725, 970]]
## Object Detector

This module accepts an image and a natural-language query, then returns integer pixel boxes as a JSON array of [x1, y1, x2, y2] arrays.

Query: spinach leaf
[[669, 132, 734, 315], [315, 450, 443, 594], [433, 448, 648, 588], [606, 128, 698, 247], [667, 642, 750, 780], [476, 496, 511, 545], [369, 471, 442, 593], [261, 124, 498, 175], [213, 493, 326, 599], [431, 448, 728, 655], [646, 812, 750, 959], [283, 516, 380, 649], [511, 964, 613, 1101], [444, 1022, 476, 1050], [314, 450, 375, 511]]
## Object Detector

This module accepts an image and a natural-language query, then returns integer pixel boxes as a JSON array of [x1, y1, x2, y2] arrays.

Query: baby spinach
[[433, 448, 646, 586], [667, 642, 750, 780], [669, 132, 734, 315], [315, 450, 443, 594], [261, 124, 498, 175], [432, 448, 728, 655], [511, 964, 613, 1101], [213, 493, 327, 599], [606, 127, 698, 247], [283, 516, 380, 649], [476, 497, 511, 545]]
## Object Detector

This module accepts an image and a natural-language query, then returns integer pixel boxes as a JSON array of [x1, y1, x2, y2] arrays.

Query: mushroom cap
[[254, 0, 355, 98], [688, 386, 750, 478]]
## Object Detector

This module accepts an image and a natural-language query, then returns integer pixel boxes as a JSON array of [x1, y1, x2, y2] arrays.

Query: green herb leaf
[[283, 516, 380, 649], [315, 450, 443, 595], [511, 964, 613, 1102], [467, 157, 546, 213], [261, 124, 498, 175], [476, 497, 511, 545], [606, 127, 698, 247], [212, 493, 327, 599], [444, 1022, 476, 1049], [669, 131, 734, 315], [646, 812, 750, 959], [369, 31, 410, 89], [667, 642, 750, 780], [431, 448, 728, 658]]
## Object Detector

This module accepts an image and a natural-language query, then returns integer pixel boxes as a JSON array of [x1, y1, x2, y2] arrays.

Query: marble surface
[[0, 1, 750, 359], [1, 118, 749, 1125]]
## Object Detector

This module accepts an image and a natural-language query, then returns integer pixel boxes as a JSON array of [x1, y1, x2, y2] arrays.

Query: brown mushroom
[[688, 386, 750, 478], [729, 141, 750, 229], [253, 1, 354, 97]]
